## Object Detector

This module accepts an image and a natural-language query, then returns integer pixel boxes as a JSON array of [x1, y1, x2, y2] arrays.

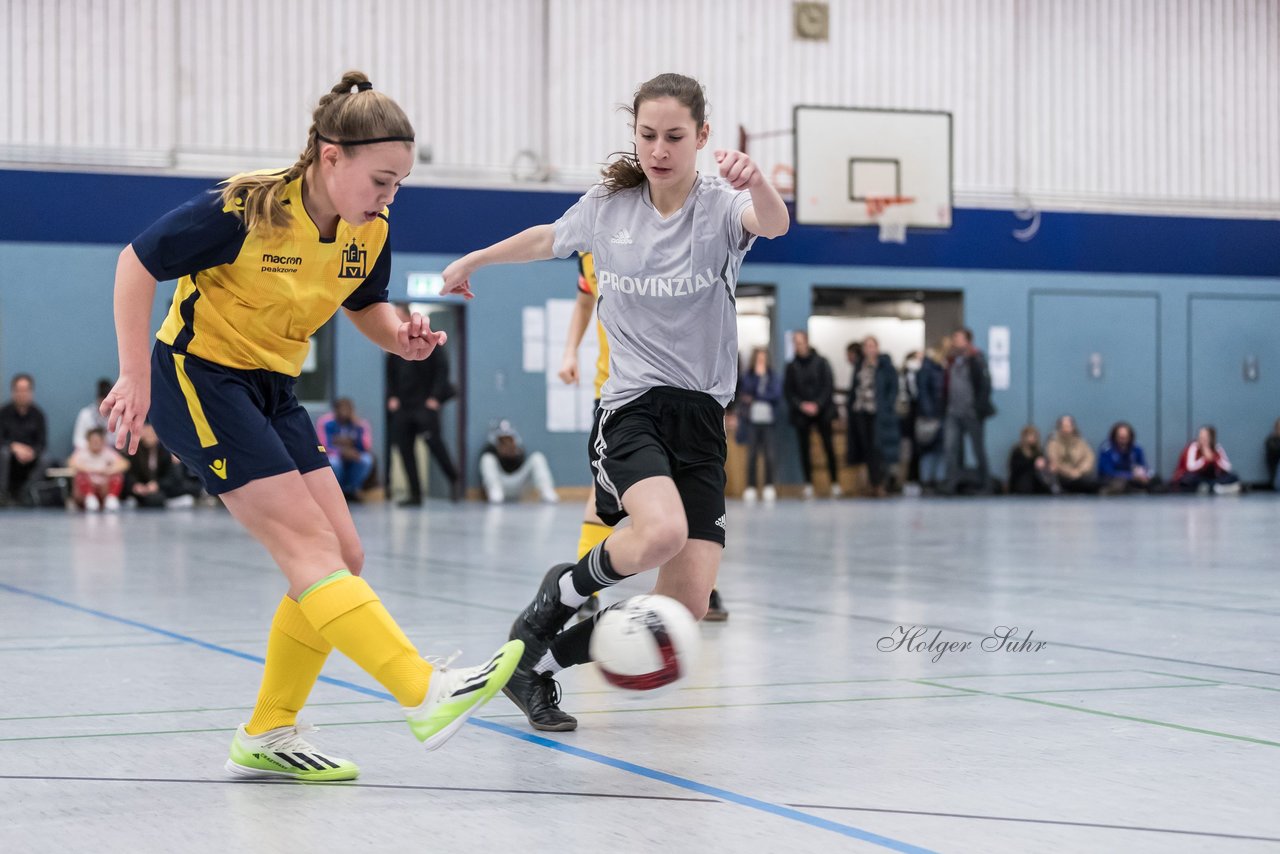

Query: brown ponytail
[[220, 70, 414, 232], [601, 73, 708, 195]]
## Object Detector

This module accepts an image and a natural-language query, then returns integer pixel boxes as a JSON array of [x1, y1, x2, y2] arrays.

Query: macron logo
[[609, 228, 634, 245]]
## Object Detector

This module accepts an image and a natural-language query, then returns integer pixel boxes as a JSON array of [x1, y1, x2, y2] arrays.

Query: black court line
[[762, 602, 1280, 678], [3, 775, 1271, 844], [791, 803, 1280, 844], [0, 774, 714, 804]]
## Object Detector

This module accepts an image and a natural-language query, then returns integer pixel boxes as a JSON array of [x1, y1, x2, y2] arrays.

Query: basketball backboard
[[793, 106, 953, 230]]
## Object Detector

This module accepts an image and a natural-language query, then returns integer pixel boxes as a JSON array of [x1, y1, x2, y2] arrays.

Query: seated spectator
[[1172, 425, 1241, 494], [1097, 421, 1161, 494], [1045, 415, 1098, 494], [0, 373, 49, 507], [125, 423, 175, 509], [479, 419, 557, 505], [161, 453, 206, 508], [73, 378, 116, 451], [1265, 418, 1280, 491], [68, 427, 128, 511], [316, 397, 374, 502], [1008, 425, 1052, 495]]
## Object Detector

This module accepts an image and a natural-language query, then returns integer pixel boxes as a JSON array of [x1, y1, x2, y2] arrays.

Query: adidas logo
[[609, 228, 634, 245], [714, 514, 726, 530]]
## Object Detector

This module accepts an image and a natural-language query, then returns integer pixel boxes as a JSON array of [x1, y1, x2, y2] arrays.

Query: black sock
[[569, 540, 625, 598], [546, 611, 602, 670]]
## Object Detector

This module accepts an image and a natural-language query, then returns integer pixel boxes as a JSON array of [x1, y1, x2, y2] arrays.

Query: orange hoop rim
[[864, 196, 915, 218]]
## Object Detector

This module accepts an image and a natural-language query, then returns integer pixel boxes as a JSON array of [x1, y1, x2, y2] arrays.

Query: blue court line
[[0, 581, 935, 853]]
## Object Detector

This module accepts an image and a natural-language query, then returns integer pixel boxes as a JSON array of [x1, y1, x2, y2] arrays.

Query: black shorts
[[589, 387, 727, 546], [149, 341, 329, 495]]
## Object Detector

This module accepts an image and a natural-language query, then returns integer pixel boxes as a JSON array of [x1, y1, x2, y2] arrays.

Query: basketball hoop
[[865, 196, 914, 244]]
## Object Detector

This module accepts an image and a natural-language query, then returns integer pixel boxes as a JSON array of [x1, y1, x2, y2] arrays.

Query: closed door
[[1030, 293, 1159, 466], [1189, 297, 1280, 484]]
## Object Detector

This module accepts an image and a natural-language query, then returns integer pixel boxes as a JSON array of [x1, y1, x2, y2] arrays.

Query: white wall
[[3, 0, 1277, 217]]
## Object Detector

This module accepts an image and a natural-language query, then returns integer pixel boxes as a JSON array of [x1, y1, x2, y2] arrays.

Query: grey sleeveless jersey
[[552, 175, 756, 409]]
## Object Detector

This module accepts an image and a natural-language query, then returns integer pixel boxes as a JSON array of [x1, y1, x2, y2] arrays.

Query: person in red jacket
[[1172, 425, 1241, 494]]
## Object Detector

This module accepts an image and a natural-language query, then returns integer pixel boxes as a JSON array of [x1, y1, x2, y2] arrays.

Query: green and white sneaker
[[406, 640, 524, 751], [225, 723, 358, 782]]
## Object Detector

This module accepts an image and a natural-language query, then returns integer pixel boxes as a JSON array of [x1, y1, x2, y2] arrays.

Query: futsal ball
[[590, 594, 700, 692]]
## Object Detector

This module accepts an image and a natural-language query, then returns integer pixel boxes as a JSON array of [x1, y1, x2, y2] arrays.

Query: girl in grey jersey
[[442, 73, 788, 731]]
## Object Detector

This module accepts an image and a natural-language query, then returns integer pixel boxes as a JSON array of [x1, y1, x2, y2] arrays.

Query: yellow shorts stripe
[[172, 353, 219, 449]]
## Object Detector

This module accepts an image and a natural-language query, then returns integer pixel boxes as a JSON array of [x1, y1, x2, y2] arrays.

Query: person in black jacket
[[941, 328, 995, 495], [0, 373, 48, 507], [845, 336, 899, 496], [784, 331, 839, 499], [386, 306, 459, 505]]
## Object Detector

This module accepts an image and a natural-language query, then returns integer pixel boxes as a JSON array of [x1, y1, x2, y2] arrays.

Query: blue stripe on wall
[[3, 168, 1278, 277]]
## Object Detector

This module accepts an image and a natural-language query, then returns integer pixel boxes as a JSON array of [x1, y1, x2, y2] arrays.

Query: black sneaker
[[704, 588, 729, 622], [509, 563, 578, 665], [502, 665, 578, 732]]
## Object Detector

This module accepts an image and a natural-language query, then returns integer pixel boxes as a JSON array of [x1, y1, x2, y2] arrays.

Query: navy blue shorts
[[149, 341, 329, 495]]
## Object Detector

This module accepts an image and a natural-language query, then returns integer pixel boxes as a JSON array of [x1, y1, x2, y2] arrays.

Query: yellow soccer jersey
[[134, 172, 391, 376], [577, 252, 610, 399]]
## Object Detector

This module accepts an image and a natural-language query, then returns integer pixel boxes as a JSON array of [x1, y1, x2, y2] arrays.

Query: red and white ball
[[590, 594, 701, 692]]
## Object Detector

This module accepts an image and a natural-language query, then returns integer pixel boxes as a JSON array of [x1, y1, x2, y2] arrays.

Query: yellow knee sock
[[246, 596, 332, 735], [577, 521, 611, 560], [298, 571, 434, 708]]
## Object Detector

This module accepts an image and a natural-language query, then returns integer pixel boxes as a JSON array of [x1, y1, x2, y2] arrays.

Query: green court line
[[1140, 670, 1280, 694], [911, 679, 1280, 748], [0, 699, 381, 723], [1006, 683, 1214, 696], [0, 694, 981, 742]]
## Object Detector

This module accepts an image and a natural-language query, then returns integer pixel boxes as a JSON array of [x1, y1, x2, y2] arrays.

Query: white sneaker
[[540, 490, 560, 504], [742, 487, 758, 503], [1213, 482, 1242, 495], [104, 495, 120, 512], [762, 485, 777, 502], [225, 723, 358, 782], [166, 494, 196, 509], [84, 494, 101, 512], [405, 640, 523, 751], [830, 483, 843, 498], [487, 487, 505, 505], [801, 484, 814, 500]]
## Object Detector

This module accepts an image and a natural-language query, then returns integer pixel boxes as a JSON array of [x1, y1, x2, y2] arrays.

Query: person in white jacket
[[72, 379, 115, 451], [479, 419, 558, 505]]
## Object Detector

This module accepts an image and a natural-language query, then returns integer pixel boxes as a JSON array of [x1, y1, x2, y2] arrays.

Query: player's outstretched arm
[[345, 302, 446, 362], [102, 245, 158, 454], [441, 223, 556, 299]]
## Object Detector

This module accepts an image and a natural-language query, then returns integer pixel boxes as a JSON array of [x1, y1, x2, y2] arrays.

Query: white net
[[873, 200, 912, 244]]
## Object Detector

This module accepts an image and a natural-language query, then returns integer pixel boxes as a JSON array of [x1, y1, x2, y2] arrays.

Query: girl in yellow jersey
[[102, 71, 521, 781]]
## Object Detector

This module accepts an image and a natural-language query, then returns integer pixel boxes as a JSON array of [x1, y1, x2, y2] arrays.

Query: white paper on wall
[[990, 357, 1011, 391], [522, 307, 546, 371], [544, 299, 600, 432], [988, 325, 1010, 358]]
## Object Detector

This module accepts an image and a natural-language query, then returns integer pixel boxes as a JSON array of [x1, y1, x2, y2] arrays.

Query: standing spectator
[[899, 350, 923, 487], [845, 336, 899, 497], [738, 346, 782, 502], [479, 419, 557, 505], [1172, 425, 1241, 494], [915, 345, 946, 492], [1097, 421, 1159, 494], [316, 398, 375, 502], [125, 423, 175, 509], [73, 378, 117, 452], [0, 373, 48, 507], [1264, 418, 1280, 491], [1045, 415, 1099, 494], [68, 427, 128, 511], [941, 328, 995, 495], [1007, 425, 1052, 495], [784, 330, 839, 499], [386, 305, 459, 505]]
